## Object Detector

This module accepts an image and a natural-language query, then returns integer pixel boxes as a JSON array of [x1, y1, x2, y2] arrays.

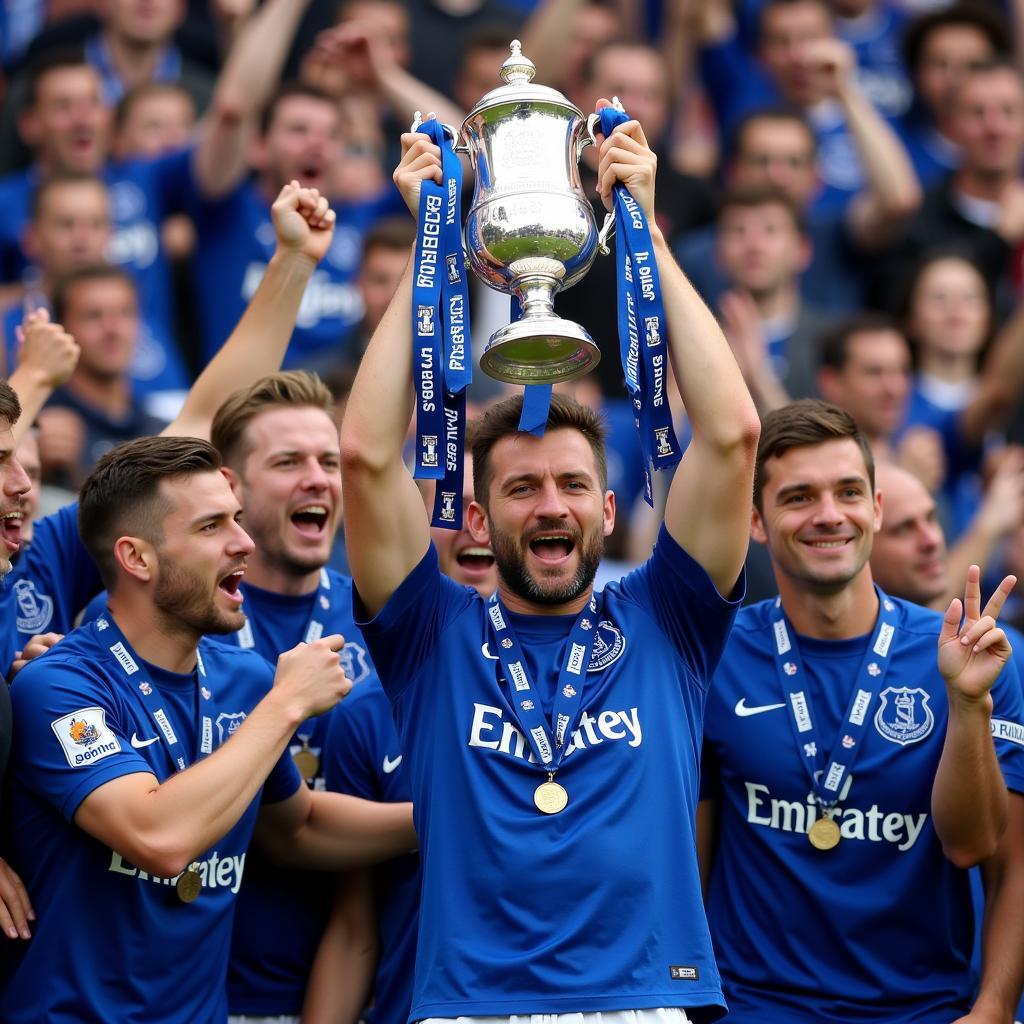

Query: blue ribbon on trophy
[[411, 114, 472, 530], [597, 103, 681, 505]]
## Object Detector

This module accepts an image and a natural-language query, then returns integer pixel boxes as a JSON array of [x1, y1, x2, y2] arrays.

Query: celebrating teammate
[[1, 434, 415, 1024], [339, 110, 760, 1019], [699, 399, 1024, 1023]]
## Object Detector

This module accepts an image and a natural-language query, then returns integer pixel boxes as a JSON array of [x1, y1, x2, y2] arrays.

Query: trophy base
[[480, 317, 601, 384]]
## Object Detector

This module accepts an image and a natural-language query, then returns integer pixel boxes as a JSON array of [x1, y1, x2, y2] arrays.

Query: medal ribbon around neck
[[486, 592, 602, 778], [412, 116, 472, 531], [770, 589, 899, 820], [93, 611, 204, 776], [235, 567, 333, 651], [598, 104, 681, 507]]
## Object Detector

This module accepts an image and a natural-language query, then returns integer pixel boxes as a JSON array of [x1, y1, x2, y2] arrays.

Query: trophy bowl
[[438, 40, 610, 384]]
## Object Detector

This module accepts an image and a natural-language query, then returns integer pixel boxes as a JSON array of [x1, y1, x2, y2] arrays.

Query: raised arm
[[933, 568, 1015, 866], [6, 311, 80, 443], [596, 115, 760, 595], [808, 39, 923, 250], [163, 182, 334, 440], [961, 300, 1024, 449], [192, 0, 314, 199], [339, 135, 437, 617]]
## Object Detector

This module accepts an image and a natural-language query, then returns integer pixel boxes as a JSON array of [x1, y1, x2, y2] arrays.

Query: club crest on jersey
[[874, 687, 934, 746], [340, 641, 371, 686], [13, 579, 54, 633], [588, 621, 626, 672], [216, 712, 247, 745]]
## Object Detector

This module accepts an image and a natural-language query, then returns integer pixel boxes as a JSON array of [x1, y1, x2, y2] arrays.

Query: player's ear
[[750, 504, 768, 546], [113, 535, 155, 583], [466, 500, 489, 544], [221, 465, 241, 497], [603, 489, 615, 538]]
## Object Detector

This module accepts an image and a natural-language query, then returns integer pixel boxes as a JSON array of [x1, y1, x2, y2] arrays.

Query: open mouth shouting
[[217, 566, 246, 605], [291, 504, 330, 540], [0, 507, 23, 554], [527, 529, 578, 568]]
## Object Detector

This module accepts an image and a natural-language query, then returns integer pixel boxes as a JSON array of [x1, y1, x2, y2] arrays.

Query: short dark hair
[[471, 393, 608, 507], [78, 436, 222, 588], [718, 183, 808, 236], [0, 380, 22, 428], [114, 81, 194, 133], [731, 107, 817, 160], [819, 313, 904, 372], [903, 2, 1011, 77], [758, 0, 831, 40], [24, 50, 95, 110], [260, 82, 337, 136], [31, 171, 108, 222], [211, 370, 336, 468], [754, 399, 874, 510], [952, 57, 1024, 107], [361, 217, 417, 261], [52, 264, 136, 322]]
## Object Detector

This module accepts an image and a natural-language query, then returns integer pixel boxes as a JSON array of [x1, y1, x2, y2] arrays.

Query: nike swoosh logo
[[734, 699, 786, 717], [382, 755, 403, 774], [130, 733, 159, 748]]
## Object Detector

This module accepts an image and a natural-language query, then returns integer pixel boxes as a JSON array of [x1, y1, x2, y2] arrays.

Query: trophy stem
[[479, 257, 601, 385]]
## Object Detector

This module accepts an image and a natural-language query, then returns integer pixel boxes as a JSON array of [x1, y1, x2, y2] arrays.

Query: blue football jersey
[[0, 154, 192, 400], [0, 503, 102, 675], [217, 569, 380, 1016], [1, 615, 302, 1024], [179, 170, 404, 367], [357, 526, 741, 1022], [702, 594, 1024, 1023], [324, 677, 418, 1024]]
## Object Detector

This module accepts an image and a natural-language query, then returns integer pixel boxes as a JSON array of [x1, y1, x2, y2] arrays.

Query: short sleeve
[[354, 545, 475, 704], [613, 524, 745, 686], [261, 747, 303, 804], [323, 698, 382, 800], [991, 649, 1024, 795], [10, 659, 153, 820]]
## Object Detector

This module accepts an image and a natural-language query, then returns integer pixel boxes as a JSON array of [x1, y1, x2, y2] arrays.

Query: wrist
[[261, 687, 306, 732], [945, 687, 994, 718], [270, 248, 319, 273]]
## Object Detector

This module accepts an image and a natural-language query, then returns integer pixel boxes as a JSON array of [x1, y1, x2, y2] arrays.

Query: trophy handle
[[410, 111, 468, 154], [597, 212, 615, 256], [577, 113, 602, 160]]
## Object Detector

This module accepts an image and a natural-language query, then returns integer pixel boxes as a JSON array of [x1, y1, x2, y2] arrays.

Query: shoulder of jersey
[[340, 674, 387, 711], [198, 636, 273, 671], [887, 595, 944, 638], [731, 599, 776, 634], [11, 623, 106, 689]]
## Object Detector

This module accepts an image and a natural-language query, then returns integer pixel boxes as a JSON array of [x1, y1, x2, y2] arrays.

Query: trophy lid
[[464, 39, 583, 122]]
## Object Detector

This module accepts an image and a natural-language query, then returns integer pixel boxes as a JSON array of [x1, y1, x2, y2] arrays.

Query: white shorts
[[420, 1008, 694, 1024]]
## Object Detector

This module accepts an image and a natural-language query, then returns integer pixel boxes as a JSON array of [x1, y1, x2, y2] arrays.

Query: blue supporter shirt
[[0, 153, 192, 401], [324, 678, 418, 1024], [1, 617, 302, 1024], [357, 527, 742, 1022], [216, 569, 379, 1016], [701, 593, 1024, 1023], [0, 502, 102, 676], [180, 170, 404, 368]]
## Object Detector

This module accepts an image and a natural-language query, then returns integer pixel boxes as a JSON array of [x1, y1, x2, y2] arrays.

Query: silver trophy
[[416, 40, 613, 384]]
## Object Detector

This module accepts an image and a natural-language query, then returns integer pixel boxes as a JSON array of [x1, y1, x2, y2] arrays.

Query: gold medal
[[808, 815, 841, 851], [292, 745, 320, 781], [533, 773, 568, 815], [176, 863, 202, 903]]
